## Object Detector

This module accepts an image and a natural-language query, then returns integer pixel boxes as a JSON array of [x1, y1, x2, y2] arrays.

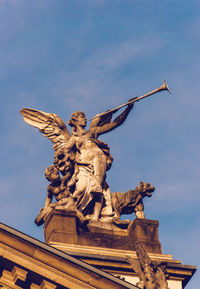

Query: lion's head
[[136, 181, 155, 198]]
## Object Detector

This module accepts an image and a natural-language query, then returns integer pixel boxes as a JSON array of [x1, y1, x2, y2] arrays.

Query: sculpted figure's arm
[[34, 185, 54, 226], [64, 135, 76, 151], [44, 185, 53, 208], [94, 101, 134, 136]]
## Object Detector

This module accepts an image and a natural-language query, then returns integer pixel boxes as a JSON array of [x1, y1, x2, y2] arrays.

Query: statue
[[20, 81, 171, 225], [126, 241, 169, 289], [112, 182, 155, 223], [34, 165, 85, 225], [20, 102, 134, 223]]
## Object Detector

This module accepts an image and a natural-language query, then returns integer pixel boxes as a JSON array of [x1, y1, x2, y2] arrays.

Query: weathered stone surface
[[44, 210, 161, 254], [20, 104, 134, 224], [112, 182, 155, 220], [128, 219, 161, 253], [44, 209, 78, 244], [126, 241, 169, 289], [0, 223, 137, 289], [20, 84, 171, 233]]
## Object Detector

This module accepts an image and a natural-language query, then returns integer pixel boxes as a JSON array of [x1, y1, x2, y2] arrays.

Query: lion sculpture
[[111, 181, 155, 221]]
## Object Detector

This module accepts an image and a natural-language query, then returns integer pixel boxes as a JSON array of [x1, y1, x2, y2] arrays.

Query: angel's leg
[[93, 151, 107, 186], [91, 192, 103, 221]]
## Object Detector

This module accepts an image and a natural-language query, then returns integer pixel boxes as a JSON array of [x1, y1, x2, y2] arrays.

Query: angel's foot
[[76, 211, 88, 225], [136, 281, 145, 289], [114, 219, 130, 225], [85, 215, 93, 221], [50, 203, 56, 208], [135, 211, 145, 219]]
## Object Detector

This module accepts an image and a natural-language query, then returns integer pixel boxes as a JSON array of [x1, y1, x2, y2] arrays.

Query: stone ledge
[[49, 242, 175, 262]]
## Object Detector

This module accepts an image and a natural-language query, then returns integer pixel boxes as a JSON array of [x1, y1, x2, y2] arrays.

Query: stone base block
[[43, 209, 162, 254], [44, 209, 78, 244], [128, 218, 161, 253]]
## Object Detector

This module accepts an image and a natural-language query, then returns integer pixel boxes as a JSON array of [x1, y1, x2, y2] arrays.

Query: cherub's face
[[45, 168, 60, 182], [50, 170, 60, 183], [77, 113, 87, 127]]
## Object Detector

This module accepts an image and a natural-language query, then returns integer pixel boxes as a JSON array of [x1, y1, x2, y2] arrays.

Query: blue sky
[[0, 0, 199, 287]]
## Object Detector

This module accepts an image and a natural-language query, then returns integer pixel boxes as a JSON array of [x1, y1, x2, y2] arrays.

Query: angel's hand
[[95, 113, 101, 117], [128, 97, 138, 102], [127, 97, 137, 110], [127, 97, 137, 109], [50, 202, 57, 208], [68, 176, 78, 187]]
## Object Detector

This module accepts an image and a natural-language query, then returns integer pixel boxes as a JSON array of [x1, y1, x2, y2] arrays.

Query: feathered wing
[[135, 241, 154, 285], [125, 255, 145, 279], [135, 241, 152, 269], [20, 108, 71, 151]]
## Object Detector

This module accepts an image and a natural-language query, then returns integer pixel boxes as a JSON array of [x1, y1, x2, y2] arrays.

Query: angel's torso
[[73, 130, 104, 165]]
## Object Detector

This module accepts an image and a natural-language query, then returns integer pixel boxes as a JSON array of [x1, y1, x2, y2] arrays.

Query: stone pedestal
[[44, 209, 161, 254], [44, 209, 78, 244], [128, 218, 161, 253], [43, 210, 196, 289]]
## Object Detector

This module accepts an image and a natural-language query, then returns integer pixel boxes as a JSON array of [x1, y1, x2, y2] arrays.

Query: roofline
[[54, 247, 197, 271], [0, 222, 138, 289]]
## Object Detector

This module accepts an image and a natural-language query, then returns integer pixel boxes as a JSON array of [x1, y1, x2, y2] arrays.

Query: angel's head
[[68, 111, 87, 128]]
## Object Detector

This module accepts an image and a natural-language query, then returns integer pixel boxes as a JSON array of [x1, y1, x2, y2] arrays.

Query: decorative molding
[[31, 280, 57, 289], [0, 266, 27, 288]]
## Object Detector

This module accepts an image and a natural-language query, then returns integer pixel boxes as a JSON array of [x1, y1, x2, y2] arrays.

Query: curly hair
[[44, 165, 59, 181], [68, 111, 85, 127]]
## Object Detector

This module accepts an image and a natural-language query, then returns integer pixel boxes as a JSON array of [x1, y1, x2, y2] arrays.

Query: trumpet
[[89, 80, 171, 121]]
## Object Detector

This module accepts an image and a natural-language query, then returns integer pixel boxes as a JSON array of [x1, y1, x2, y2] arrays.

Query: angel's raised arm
[[92, 102, 133, 136]]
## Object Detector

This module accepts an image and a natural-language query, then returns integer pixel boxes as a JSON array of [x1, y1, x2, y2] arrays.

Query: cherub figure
[[34, 165, 85, 225]]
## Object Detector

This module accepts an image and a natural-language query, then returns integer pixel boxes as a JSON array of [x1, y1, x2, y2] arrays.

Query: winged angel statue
[[126, 241, 169, 289], [21, 82, 170, 225], [20, 101, 133, 225]]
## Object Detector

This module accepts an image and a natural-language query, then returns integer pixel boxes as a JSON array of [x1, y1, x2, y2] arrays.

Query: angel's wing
[[125, 255, 146, 288], [135, 241, 152, 269], [20, 108, 71, 151], [125, 255, 144, 276]]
